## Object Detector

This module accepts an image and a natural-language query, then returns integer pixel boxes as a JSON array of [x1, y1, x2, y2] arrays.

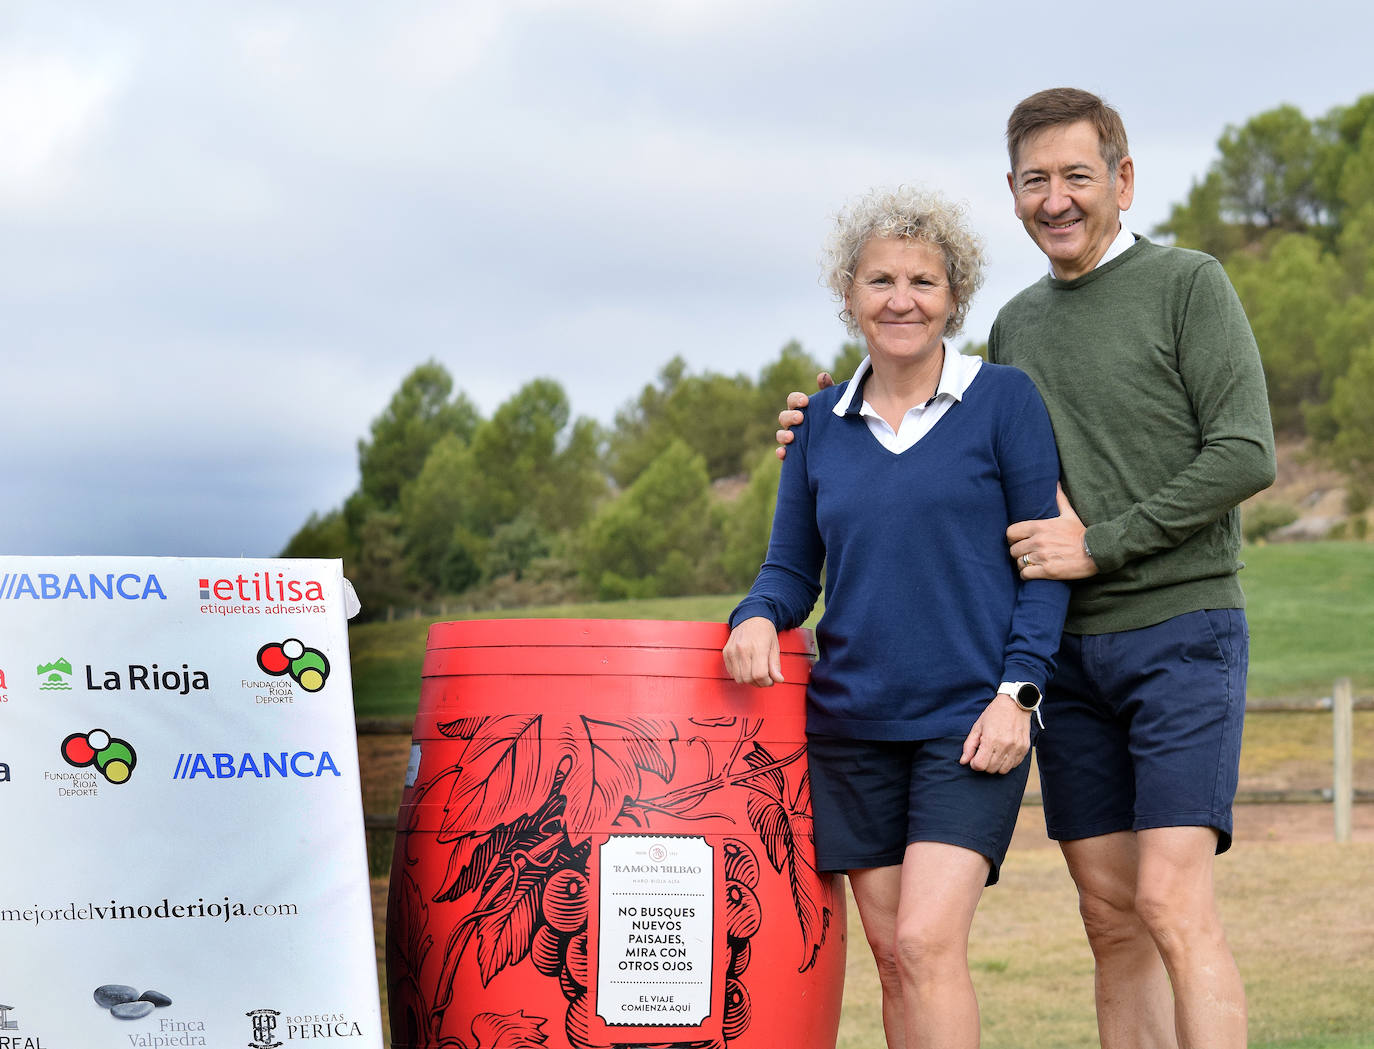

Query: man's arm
[[731, 403, 826, 653], [1009, 260, 1276, 580], [1008, 485, 1097, 580], [1081, 260, 1275, 574]]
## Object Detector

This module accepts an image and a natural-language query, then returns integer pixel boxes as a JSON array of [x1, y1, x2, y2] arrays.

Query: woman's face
[[845, 236, 953, 366]]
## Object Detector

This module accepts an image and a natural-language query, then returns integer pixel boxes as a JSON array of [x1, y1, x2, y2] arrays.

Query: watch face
[[1017, 684, 1041, 708]]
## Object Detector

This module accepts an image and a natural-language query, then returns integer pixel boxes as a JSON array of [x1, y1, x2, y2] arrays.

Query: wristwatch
[[998, 680, 1041, 711], [998, 681, 1043, 728]]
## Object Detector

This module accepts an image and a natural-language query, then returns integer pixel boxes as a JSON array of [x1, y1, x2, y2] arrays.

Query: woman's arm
[[725, 405, 827, 684], [963, 378, 1071, 771], [994, 380, 1072, 689]]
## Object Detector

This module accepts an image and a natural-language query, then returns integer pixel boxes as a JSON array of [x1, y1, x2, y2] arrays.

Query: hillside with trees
[[285, 95, 1374, 617], [283, 342, 866, 617], [1156, 95, 1374, 499]]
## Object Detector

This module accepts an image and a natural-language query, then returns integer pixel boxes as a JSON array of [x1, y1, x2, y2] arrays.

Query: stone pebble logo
[[93, 983, 173, 1020], [38, 657, 73, 691], [256, 639, 329, 693], [63, 728, 138, 783]]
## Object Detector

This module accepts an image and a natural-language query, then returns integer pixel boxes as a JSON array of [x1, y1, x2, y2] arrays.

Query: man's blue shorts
[[1036, 608, 1249, 853], [806, 734, 1030, 885]]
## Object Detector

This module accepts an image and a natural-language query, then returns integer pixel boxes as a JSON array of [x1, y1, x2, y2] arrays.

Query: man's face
[[1008, 120, 1134, 281]]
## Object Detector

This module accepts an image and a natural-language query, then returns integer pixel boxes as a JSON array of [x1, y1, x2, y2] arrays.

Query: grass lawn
[[1242, 542, 1374, 699]]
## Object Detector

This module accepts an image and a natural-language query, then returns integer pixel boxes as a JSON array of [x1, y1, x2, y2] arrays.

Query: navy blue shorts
[[1036, 608, 1248, 853], [806, 734, 1031, 885]]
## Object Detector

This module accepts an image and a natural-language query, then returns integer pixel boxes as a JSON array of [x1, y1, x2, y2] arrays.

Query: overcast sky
[[6, 1, 1371, 558]]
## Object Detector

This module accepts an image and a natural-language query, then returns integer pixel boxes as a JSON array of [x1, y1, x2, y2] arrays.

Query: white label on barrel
[[596, 834, 714, 1027]]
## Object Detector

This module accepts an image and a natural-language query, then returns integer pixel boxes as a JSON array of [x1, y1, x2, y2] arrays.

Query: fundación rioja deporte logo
[[255, 638, 330, 694], [62, 728, 138, 784]]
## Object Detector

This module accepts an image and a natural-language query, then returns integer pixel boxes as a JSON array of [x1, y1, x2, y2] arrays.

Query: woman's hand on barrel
[[959, 694, 1031, 774], [723, 617, 785, 687]]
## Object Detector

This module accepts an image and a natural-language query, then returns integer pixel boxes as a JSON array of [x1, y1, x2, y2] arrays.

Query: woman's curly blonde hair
[[823, 186, 986, 339]]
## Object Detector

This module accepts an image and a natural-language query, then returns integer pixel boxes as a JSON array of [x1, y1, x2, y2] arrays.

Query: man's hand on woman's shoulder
[[775, 372, 835, 460]]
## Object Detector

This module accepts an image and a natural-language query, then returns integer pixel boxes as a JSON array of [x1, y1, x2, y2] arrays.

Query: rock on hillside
[[1245, 438, 1360, 542]]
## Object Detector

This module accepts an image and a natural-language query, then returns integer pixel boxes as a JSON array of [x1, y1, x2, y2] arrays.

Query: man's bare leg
[[1135, 826, 1246, 1048], [1060, 833, 1177, 1049]]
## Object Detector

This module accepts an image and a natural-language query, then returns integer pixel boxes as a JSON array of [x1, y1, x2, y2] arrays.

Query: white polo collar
[[833, 345, 981, 417]]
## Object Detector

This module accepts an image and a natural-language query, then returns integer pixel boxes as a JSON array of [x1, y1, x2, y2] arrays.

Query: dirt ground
[[1010, 800, 1374, 850]]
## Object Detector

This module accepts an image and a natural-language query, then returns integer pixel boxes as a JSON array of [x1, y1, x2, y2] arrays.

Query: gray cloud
[[4, 0, 1370, 556]]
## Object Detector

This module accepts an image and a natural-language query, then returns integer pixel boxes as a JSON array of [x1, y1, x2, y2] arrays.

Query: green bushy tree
[[467, 378, 606, 535], [1226, 234, 1342, 431], [398, 433, 474, 587], [578, 440, 718, 599], [280, 508, 356, 564], [357, 361, 478, 510], [717, 451, 782, 590], [1159, 94, 1374, 470]]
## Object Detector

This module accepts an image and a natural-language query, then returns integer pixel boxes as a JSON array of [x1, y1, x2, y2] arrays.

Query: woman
[[723, 187, 1068, 1049]]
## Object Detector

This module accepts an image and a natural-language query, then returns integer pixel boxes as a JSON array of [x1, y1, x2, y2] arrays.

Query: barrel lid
[[425, 618, 815, 656]]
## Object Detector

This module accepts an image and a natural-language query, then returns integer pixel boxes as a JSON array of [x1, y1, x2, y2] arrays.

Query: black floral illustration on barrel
[[388, 708, 835, 1049]]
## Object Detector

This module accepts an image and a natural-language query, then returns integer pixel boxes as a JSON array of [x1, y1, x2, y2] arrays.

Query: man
[[778, 88, 1275, 1048]]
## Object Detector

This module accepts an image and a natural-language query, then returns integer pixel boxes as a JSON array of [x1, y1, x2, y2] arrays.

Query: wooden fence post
[[1333, 677, 1353, 843]]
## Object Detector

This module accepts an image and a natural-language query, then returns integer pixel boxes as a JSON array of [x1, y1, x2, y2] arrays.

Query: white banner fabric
[[0, 556, 382, 1049]]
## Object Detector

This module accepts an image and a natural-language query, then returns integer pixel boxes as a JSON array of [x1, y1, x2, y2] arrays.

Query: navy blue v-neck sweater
[[730, 363, 1069, 740]]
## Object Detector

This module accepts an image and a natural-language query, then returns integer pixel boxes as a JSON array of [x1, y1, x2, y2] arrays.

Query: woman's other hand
[[723, 617, 784, 686], [959, 694, 1031, 774]]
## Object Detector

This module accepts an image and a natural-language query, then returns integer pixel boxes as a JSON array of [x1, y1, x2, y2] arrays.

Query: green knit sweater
[[989, 236, 1276, 634]]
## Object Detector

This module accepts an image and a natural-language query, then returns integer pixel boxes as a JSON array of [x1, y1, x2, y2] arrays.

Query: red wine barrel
[[386, 619, 845, 1049]]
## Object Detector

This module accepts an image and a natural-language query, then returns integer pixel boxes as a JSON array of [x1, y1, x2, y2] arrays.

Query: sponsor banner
[[0, 556, 382, 1048]]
